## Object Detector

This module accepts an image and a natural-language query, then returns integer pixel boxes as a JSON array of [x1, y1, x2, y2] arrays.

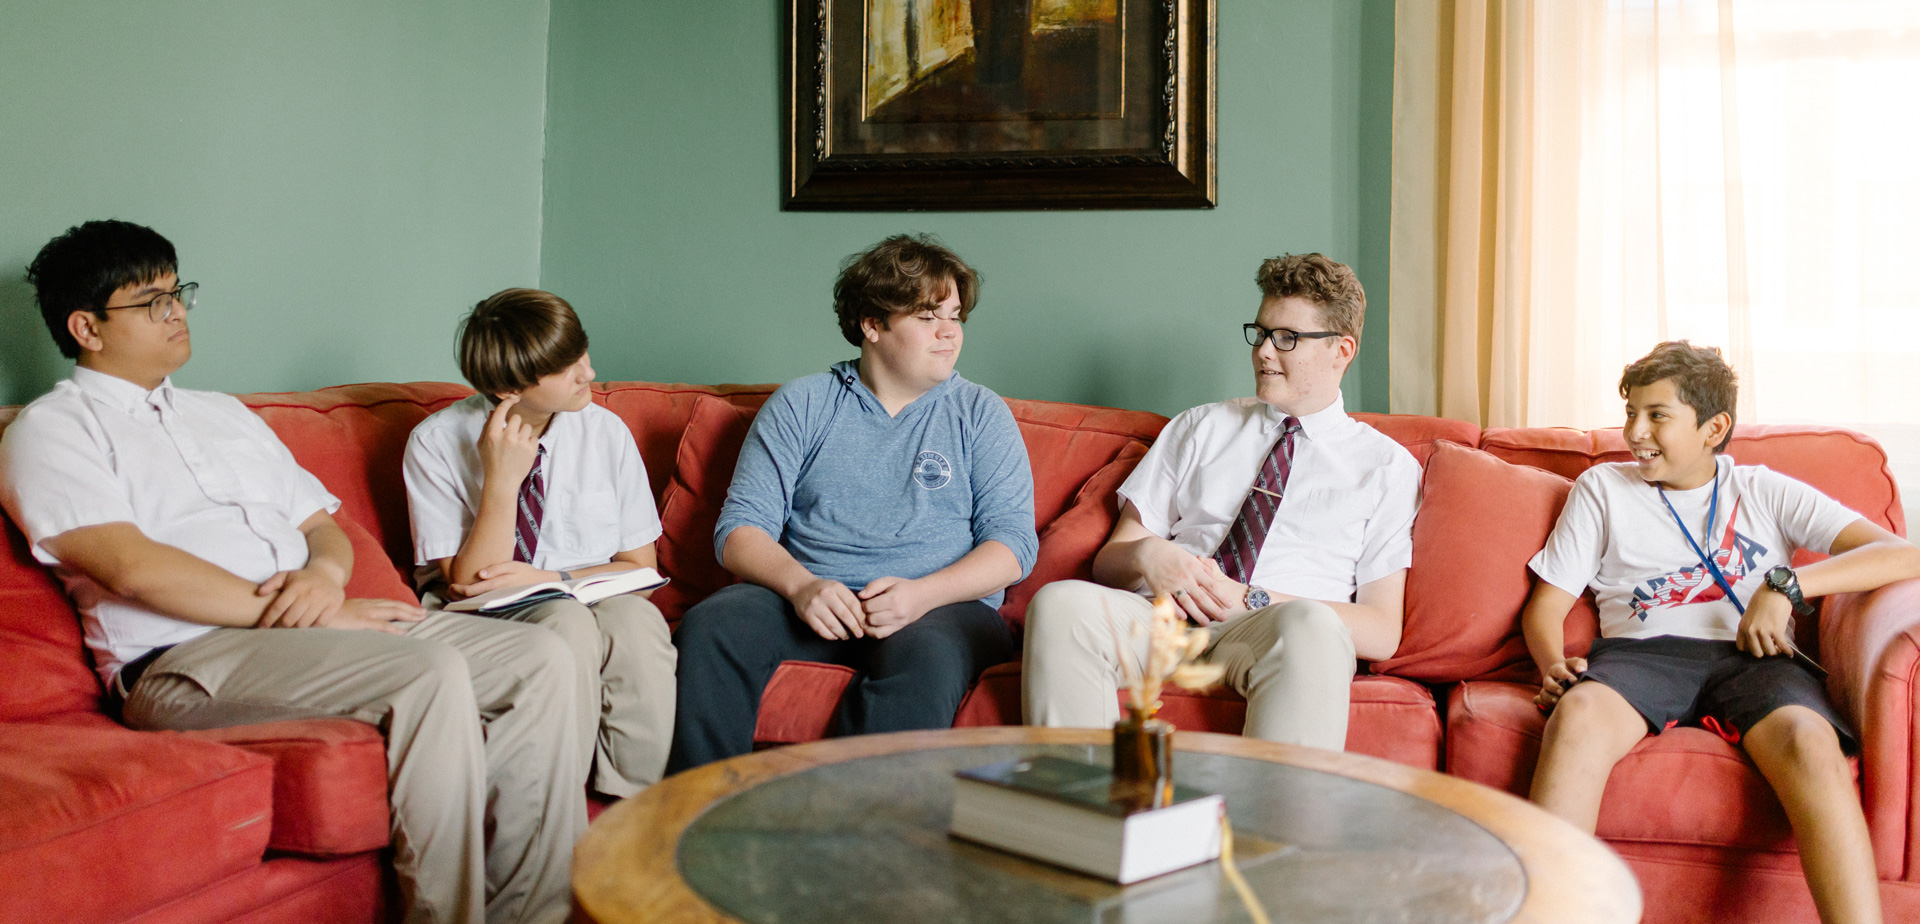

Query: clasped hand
[[790, 576, 931, 641], [1534, 657, 1589, 709], [1137, 540, 1253, 625], [256, 567, 424, 634], [1736, 587, 1797, 658]]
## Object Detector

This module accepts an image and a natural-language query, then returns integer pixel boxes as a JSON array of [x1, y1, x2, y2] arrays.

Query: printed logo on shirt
[[913, 450, 952, 490], [1629, 497, 1769, 621]]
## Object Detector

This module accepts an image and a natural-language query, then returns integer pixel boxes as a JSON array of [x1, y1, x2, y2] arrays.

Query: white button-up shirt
[[1118, 392, 1421, 603], [0, 367, 339, 684], [402, 394, 662, 590]]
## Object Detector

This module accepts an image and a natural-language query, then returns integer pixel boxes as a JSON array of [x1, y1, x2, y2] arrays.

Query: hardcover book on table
[[949, 756, 1225, 884]]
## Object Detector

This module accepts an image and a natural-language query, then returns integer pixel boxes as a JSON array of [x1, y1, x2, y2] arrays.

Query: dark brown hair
[[1254, 253, 1366, 346], [457, 288, 589, 399], [833, 234, 979, 347], [1619, 340, 1738, 452]]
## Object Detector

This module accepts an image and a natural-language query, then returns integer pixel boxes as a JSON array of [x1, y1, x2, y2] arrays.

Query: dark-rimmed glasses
[[1244, 323, 1340, 352], [104, 282, 197, 323]]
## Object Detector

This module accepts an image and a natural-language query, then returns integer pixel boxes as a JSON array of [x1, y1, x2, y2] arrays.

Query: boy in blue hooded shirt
[[666, 234, 1037, 773]]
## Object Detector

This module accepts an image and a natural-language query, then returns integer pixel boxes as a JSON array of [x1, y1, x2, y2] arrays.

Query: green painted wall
[[0, 1, 552, 406], [540, 0, 1396, 418]]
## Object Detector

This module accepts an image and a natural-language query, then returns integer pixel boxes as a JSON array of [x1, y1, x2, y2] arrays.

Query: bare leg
[[1529, 682, 1650, 832], [1743, 706, 1882, 924]]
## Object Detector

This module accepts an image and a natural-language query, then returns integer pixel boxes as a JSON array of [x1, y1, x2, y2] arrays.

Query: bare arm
[[442, 542, 659, 600], [858, 540, 1022, 638], [1091, 502, 1238, 624], [43, 514, 420, 633], [1519, 580, 1584, 707], [1738, 518, 1920, 656], [444, 395, 540, 587]]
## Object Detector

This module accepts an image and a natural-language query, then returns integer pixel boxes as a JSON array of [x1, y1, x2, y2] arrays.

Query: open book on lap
[[444, 568, 669, 614]]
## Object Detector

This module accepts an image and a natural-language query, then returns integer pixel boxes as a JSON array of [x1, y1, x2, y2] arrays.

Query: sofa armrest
[[181, 718, 391, 856], [1821, 577, 1920, 882]]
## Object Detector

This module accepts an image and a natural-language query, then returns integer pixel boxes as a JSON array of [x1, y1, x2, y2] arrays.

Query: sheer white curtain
[[1392, 0, 1920, 526]]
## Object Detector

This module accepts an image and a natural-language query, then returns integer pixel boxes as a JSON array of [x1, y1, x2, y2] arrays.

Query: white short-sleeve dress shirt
[[402, 394, 662, 590], [1118, 392, 1422, 603], [0, 366, 340, 684]]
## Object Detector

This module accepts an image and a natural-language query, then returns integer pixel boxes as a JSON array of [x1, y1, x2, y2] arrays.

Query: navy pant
[[665, 583, 1013, 774]]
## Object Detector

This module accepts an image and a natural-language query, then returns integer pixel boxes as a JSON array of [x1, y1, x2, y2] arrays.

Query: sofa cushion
[[182, 720, 390, 856], [1445, 680, 1846, 852], [595, 382, 775, 504], [0, 515, 102, 721], [950, 663, 1443, 770], [1480, 424, 1905, 538], [1374, 441, 1599, 683], [999, 441, 1148, 632], [1352, 413, 1482, 466], [752, 662, 859, 745], [652, 395, 758, 625], [242, 383, 471, 573], [0, 721, 274, 924]]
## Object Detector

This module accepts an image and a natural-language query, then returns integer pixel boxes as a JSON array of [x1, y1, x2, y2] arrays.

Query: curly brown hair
[[457, 288, 589, 401], [1255, 253, 1366, 346], [1619, 340, 1738, 451], [833, 234, 979, 347]]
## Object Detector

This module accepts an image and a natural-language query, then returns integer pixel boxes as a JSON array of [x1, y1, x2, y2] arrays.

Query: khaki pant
[[1021, 580, 1357, 750], [123, 610, 584, 924], [489, 593, 676, 797]]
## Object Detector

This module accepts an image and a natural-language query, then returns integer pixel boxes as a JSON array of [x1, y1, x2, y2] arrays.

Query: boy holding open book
[[1524, 341, 1920, 924], [404, 288, 675, 797]]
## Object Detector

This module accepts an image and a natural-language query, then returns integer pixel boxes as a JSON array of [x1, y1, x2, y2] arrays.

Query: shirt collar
[[71, 365, 177, 416], [830, 359, 959, 415], [1261, 390, 1350, 441]]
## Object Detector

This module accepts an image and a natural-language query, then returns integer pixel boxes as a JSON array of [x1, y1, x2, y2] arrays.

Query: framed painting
[[783, 0, 1216, 210]]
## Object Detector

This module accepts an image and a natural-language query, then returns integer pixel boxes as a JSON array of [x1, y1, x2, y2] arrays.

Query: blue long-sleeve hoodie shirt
[[713, 361, 1038, 607]]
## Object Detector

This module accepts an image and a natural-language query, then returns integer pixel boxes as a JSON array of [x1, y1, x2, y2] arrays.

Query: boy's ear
[[67, 310, 104, 354], [859, 315, 884, 343], [1703, 410, 1734, 449]]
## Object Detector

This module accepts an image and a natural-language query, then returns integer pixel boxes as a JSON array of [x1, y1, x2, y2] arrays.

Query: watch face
[[1245, 588, 1271, 609], [1767, 566, 1793, 589]]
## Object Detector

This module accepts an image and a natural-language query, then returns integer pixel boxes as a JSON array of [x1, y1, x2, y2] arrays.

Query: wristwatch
[[1243, 586, 1272, 610], [1764, 566, 1815, 617]]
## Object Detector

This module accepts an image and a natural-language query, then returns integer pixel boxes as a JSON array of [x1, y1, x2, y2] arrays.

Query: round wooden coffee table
[[574, 727, 1640, 924]]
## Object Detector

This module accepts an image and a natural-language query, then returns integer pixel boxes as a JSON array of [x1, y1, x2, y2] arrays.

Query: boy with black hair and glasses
[[0, 220, 585, 924], [1525, 340, 1920, 924], [1022, 253, 1420, 751], [403, 287, 676, 798]]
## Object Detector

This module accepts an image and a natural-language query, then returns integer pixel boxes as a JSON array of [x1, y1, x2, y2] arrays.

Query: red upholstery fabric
[[950, 663, 1441, 770], [239, 383, 471, 573], [0, 722, 274, 924], [182, 720, 390, 856], [1446, 680, 1859, 851], [595, 382, 774, 505], [0, 515, 102, 721], [1374, 441, 1598, 683], [1352, 412, 1482, 466], [753, 662, 858, 745], [651, 395, 758, 625], [126, 855, 384, 924], [1480, 424, 1906, 536], [1000, 399, 1167, 528], [1820, 579, 1920, 881], [999, 442, 1148, 632]]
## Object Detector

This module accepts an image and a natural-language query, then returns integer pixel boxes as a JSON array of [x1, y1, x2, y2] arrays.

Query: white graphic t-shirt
[[1529, 457, 1861, 641]]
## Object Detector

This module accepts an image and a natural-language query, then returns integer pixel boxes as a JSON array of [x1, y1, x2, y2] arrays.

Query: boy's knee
[[1270, 600, 1347, 645], [1025, 581, 1118, 654], [1750, 706, 1844, 769], [516, 625, 580, 691]]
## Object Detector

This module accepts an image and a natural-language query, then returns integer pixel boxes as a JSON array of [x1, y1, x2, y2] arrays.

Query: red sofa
[[2, 379, 1917, 924]]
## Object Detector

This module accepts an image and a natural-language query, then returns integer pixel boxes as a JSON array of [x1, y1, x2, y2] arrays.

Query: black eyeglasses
[[103, 282, 197, 323], [1244, 323, 1341, 352]]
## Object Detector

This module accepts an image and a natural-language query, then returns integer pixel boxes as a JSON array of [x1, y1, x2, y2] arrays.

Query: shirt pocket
[[1280, 486, 1367, 564], [550, 489, 621, 559], [204, 437, 291, 507]]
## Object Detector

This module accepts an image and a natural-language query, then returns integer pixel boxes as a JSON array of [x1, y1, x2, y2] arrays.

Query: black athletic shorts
[[1576, 635, 1858, 753]]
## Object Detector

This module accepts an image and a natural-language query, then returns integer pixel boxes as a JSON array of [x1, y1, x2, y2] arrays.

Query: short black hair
[[26, 221, 178, 359], [832, 234, 978, 347]]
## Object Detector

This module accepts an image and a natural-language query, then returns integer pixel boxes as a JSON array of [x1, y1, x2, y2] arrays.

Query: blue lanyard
[[1657, 470, 1745, 615]]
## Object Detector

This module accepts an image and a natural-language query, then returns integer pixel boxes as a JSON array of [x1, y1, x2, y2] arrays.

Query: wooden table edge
[[572, 727, 1643, 924]]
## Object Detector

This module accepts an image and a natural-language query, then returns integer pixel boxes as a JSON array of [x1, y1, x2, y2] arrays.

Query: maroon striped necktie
[[1212, 417, 1302, 584], [513, 446, 547, 564]]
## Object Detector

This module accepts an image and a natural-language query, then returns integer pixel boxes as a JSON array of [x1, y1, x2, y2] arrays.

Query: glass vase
[[1111, 704, 1175, 809]]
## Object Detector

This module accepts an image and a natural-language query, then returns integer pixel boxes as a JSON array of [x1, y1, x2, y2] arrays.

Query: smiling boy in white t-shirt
[[1524, 340, 1920, 924]]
